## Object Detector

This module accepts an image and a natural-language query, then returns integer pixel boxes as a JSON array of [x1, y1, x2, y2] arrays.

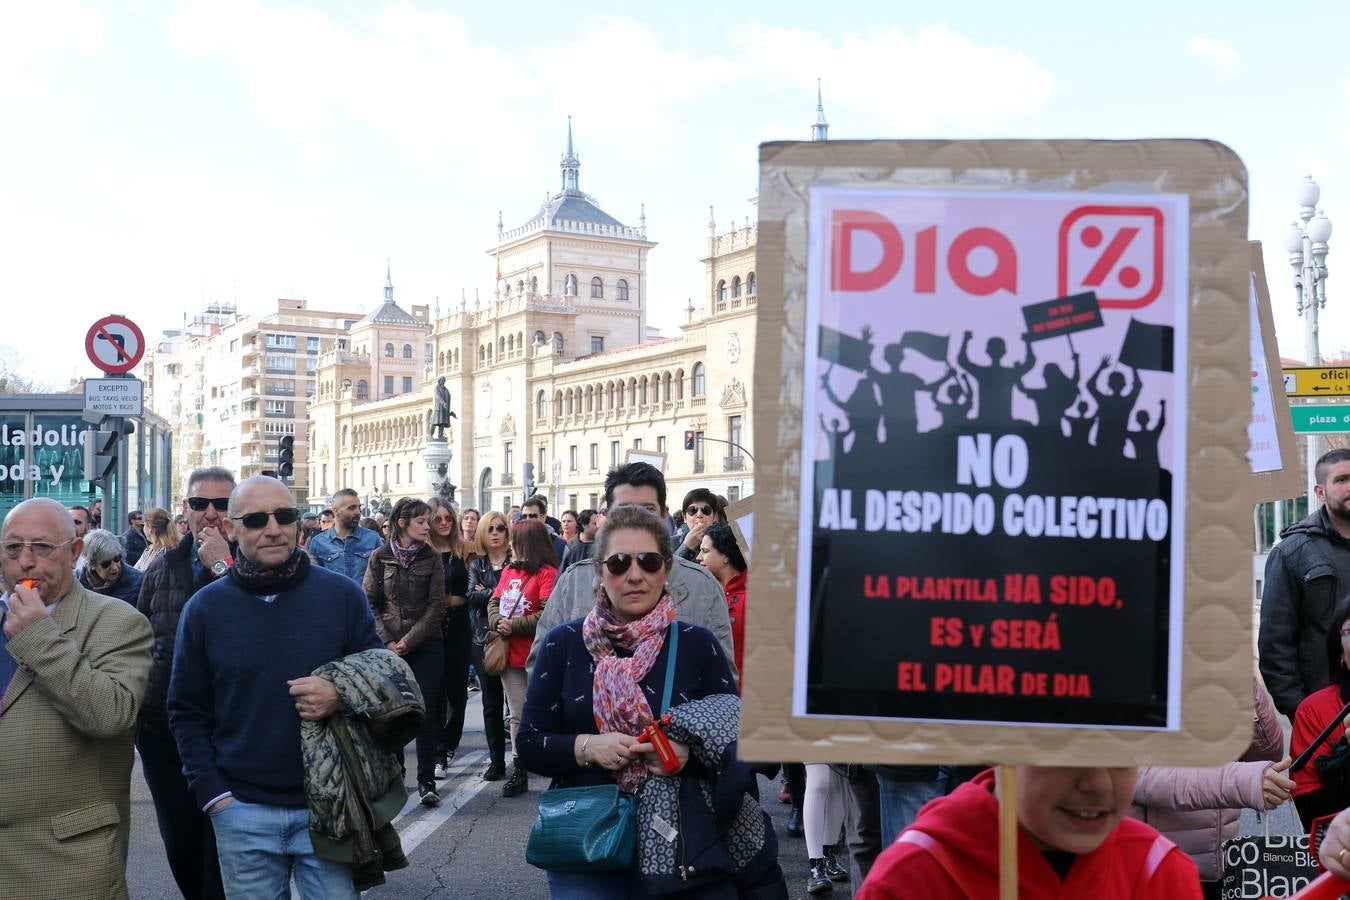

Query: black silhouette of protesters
[[958, 331, 1036, 427], [934, 372, 974, 428], [1087, 355, 1142, 458], [820, 415, 851, 461], [1065, 401, 1096, 446], [866, 335, 953, 442], [1128, 400, 1166, 468], [1020, 351, 1081, 433], [821, 364, 881, 455]]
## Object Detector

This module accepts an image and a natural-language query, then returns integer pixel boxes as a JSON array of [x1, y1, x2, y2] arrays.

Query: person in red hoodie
[[857, 766, 1202, 899]]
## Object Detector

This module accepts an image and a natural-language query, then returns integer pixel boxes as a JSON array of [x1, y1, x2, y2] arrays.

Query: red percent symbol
[[1057, 205, 1165, 309]]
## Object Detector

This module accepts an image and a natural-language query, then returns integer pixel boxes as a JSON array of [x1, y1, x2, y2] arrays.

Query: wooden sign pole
[[998, 766, 1019, 900]]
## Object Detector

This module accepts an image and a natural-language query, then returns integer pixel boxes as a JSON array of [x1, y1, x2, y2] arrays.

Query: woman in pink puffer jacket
[[1129, 680, 1292, 896]]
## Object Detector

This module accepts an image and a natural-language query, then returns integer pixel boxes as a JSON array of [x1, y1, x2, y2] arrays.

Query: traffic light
[[83, 430, 118, 481], [684, 430, 696, 450], [278, 435, 295, 479], [523, 463, 535, 501]]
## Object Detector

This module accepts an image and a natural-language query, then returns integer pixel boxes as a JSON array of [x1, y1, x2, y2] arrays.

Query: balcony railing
[[723, 455, 745, 472], [693, 460, 705, 474], [500, 472, 515, 485]]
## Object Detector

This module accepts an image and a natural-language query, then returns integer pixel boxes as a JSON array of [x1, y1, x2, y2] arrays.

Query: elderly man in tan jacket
[[0, 498, 153, 900]]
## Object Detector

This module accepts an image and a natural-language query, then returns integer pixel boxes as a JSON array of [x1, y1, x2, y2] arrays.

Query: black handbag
[[526, 624, 680, 871]]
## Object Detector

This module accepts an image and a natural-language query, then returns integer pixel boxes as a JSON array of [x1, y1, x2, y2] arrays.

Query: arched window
[[438, 351, 445, 369], [534, 330, 546, 346], [402, 343, 413, 358], [518, 279, 525, 295], [357, 379, 368, 399], [508, 334, 515, 353], [586, 385, 594, 413], [590, 276, 604, 299], [565, 273, 578, 296], [692, 363, 706, 397], [717, 281, 727, 303], [607, 382, 615, 409], [504, 282, 511, 297], [732, 276, 742, 297], [674, 368, 685, 400], [640, 376, 648, 406], [384, 343, 394, 358], [478, 346, 485, 363], [663, 372, 672, 402], [498, 337, 505, 356], [558, 390, 567, 417], [518, 332, 524, 352], [616, 279, 629, 301], [341, 425, 348, 447], [536, 390, 546, 422], [531, 276, 539, 295], [747, 272, 756, 295], [552, 331, 563, 355]]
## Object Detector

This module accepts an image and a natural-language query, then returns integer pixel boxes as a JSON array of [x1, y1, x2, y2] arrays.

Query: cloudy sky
[[4, 1, 1350, 387]]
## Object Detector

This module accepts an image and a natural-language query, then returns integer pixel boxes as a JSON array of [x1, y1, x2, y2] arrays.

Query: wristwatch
[[211, 558, 232, 577]]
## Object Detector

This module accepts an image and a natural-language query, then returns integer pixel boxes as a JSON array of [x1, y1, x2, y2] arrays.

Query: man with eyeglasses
[[134, 465, 238, 900], [526, 463, 736, 683], [169, 476, 384, 899], [306, 489, 381, 585], [0, 497, 153, 899], [520, 497, 566, 562], [121, 509, 148, 568]]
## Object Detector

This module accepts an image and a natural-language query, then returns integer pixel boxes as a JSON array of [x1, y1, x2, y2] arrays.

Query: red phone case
[[639, 714, 681, 773]]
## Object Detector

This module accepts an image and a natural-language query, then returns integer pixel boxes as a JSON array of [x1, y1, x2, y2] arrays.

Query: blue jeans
[[210, 798, 358, 899], [546, 868, 652, 899], [876, 773, 942, 847]]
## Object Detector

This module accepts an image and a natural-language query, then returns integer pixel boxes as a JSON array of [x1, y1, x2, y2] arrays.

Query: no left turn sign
[[85, 315, 146, 375]]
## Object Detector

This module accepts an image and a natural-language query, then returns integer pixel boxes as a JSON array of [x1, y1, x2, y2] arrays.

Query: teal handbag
[[525, 624, 680, 872]]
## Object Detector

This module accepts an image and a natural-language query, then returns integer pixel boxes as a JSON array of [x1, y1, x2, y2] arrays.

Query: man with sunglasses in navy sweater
[[168, 475, 383, 899], [136, 465, 239, 900]]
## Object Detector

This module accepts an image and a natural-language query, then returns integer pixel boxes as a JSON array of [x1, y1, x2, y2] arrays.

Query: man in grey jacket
[[526, 462, 737, 683]]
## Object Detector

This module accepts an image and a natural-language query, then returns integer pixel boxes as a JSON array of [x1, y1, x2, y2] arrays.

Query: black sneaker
[[481, 760, 507, 782], [418, 781, 440, 806], [786, 807, 804, 837], [467, 675, 481, 693], [502, 763, 528, 797], [806, 858, 833, 895], [823, 846, 849, 882]]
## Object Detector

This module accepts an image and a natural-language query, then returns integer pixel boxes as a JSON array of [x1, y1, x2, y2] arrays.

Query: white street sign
[[84, 377, 143, 417]]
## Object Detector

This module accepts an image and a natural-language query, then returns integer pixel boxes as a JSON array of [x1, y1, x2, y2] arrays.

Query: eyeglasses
[[600, 552, 666, 576], [520, 512, 542, 520], [230, 507, 301, 530], [487, 524, 508, 534], [2, 539, 76, 560], [685, 504, 714, 517], [186, 497, 230, 512]]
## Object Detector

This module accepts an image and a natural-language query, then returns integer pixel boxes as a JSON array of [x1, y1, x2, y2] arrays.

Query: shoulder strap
[[659, 623, 679, 714], [896, 829, 981, 898], [1141, 834, 1175, 884]]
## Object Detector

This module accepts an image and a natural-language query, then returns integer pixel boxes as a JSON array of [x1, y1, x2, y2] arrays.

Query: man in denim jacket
[[307, 489, 381, 585]]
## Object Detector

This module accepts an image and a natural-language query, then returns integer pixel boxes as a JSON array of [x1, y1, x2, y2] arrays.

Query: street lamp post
[[1285, 175, 1334, 509]]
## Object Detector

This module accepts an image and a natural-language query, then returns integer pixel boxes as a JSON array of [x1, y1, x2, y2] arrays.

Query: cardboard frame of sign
[[1247, 242, 1303, 503], [624, 448, 667, 472], [744, 140, 1252, 767]]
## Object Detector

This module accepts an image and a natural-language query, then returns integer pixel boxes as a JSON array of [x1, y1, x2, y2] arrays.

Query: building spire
[[384, 259, 394, 302], [561, 115, 580, 193], [812, 79, 829, 141]]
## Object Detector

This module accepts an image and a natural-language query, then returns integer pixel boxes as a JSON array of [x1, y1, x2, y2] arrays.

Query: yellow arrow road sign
[[1283, 366, 1350, 397]]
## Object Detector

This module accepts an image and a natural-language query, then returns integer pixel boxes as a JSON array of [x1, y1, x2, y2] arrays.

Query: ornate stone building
[[308, 124, 762, 515]]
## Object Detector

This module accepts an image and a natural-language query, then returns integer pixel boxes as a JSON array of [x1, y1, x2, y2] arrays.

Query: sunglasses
[[94, 557, 123, 570], [186, 497, 230, 512], [487, 524, 508, 534], [600, 552, 666, 576], [685, 504, 714, 516], [230, 507, 302, 530], [520, 512, 542, 519]]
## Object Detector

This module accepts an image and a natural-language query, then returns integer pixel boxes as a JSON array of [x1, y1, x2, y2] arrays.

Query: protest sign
[[743, 140, 1252, 766], [1247, 242, 1303, 503]]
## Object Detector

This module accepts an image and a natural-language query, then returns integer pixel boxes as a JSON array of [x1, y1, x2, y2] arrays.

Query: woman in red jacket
[[1291, 595, 1350, 831], [487, 518, 558, 798], [858, 766, 1202, 899], [697, 522, 748, 680]]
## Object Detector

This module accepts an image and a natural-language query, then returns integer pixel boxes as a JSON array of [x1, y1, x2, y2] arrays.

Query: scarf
[[228, 547, 310, 596], [390, 538, 423, 569], [583, 590, 676, 793]]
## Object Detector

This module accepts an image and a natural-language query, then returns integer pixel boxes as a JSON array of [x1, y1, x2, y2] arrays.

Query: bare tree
[[0, 346, 53, 395]]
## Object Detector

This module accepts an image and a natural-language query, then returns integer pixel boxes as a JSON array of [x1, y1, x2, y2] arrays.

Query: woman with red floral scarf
[[517, 506, 784, 899]]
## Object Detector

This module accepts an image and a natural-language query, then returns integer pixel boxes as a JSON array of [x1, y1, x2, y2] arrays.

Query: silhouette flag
[[898, 331, 950, 361], [818, 325, 873, 373], [1119, 319, 1175, 372]]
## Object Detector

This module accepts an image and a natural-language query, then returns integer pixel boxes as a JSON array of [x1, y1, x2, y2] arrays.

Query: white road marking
[[393, 752, 493, 855]]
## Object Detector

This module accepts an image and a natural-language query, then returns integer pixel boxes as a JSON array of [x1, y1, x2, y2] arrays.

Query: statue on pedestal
[[430, 376, 456, 440]]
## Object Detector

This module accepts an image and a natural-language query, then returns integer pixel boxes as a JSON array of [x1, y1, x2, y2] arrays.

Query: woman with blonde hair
[[427, 497, 473, 780], [466, 509, 512, 781], [135, 507, 177, 572]]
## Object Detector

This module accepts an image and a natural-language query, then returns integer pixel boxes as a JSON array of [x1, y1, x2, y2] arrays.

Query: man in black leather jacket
[[1260, 448, 1350, 717], [135, 466, 237, 900]]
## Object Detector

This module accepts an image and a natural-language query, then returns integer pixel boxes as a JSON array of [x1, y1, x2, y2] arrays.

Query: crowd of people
[[1, 448, 1349, 897]]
